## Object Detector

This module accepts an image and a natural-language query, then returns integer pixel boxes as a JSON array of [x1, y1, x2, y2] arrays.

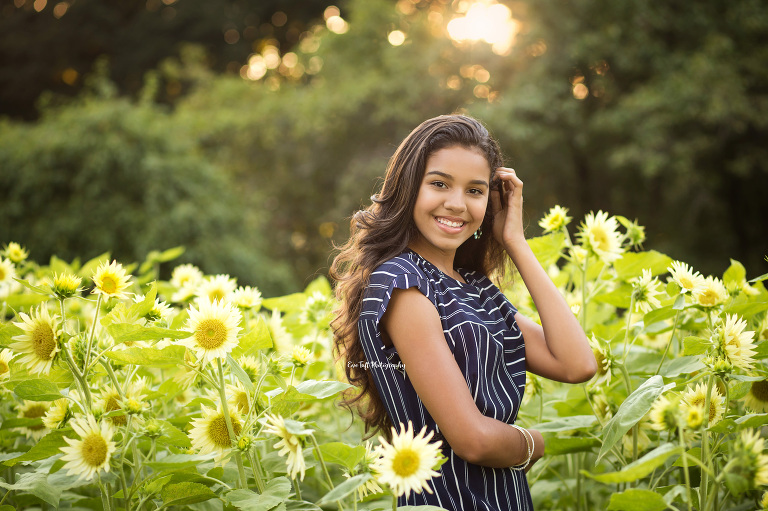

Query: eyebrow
[[425, 170, 489, 187]]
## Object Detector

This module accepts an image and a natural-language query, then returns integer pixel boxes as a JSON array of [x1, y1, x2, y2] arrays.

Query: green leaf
[[583, 443, 682, 484], [0, 322, 22, 347], [160, 482, 216, 506], [672, 447, 701, 467], [615, 251, 673, 281], [127, 282, 158, 320], [0, 472, 61, 507], [317, 442, 367, 471], [735, 413, 768, 429], [146, 454, 215, 471], [724, 301, 768, 319], [316, 474, 372, 506], [304, 275, 332, 296], [294, 379, 353, 400], [5, 293, 49, 309], [723, 259, 747, 287], [77, 252, 110, 279], [682, 336, 711, 356], [593, 284, 632, 308], [658, 356, 705, 378], [3, 429, 69, 466], [606, 488, 668, 511], [143, 474, 173, 496], [753, 340, 768, 359], [597, 376, 673, 464], [527, 232, 565, 268], [226, 477, 291, 511], [107, 323, 191, 345], [544, 436, 600, 455], [533, 415, 597, 433], [642, 305, 677, 328], [232, 315, 273, 358], [13, 277, 51, 295], [227, 354, 255, 392], [104, 345, 186, 366], [155, 419, 192, 448], [13, 378, 62, 401], [262, 293, 307, 313], [285, 501, 323, 511]]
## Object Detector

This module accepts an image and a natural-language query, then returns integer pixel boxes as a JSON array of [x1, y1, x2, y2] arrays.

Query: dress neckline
[[405, 249, 473, 288]]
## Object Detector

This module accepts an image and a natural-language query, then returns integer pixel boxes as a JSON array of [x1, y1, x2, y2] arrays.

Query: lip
[[434, 216, 468, 234]]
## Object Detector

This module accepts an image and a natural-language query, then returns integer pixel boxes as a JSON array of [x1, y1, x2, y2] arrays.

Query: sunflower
[[3, 242, 29, 263], [589, 335, 613, 386], [52, 273, 82, 299], [762, 491, 768, 510], [170, 263, 204, 289], [719, 313, 757, 371], [238, 355, 261, 383], [196, 274, 237, 304], [0, 348, 15, 382], [577, 211, 625, 264], [681, 382, 725, 426], [18, 400, 50, 440], [0, 257, 14, 287], [231, 286, 263, 310], [291, 346, 312, 368], [179, 298, 242, 365], [98, 385, 127, 426], [731, 429, 768, 488], [11, 303, 61, 375], [60, 414, 116, 481], [300, 291, 334, 328], [649, 394, 680, 432], [188, 406, 243, 458], [538, 205, 572, 233], [43, 398, 72, 429], [631, 269, 662, 314], [372, 421, 444, 497], [92, 260, 132, 300], [226, 381, 251, 415], [344, 441, 385, 499], [667, 261, 705, 295], [745, 380, 768, 413], [263, 413, 313, 481], [693, 276, 728, 308]]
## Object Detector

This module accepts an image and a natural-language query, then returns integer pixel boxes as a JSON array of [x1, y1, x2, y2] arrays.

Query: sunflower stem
[[58, 297, 93, 409], [98, 477, 114, 511], [83, 293, 103, 381], [699, 373, 715, 510], [392, 493, 398, 511], [246, 450, 265, 493], [310, 434, 345, 511], [621, 295, 636, 363], [655, 308, 682, 375], [217, 357, 248, 490], [580, 255, 589, 331]]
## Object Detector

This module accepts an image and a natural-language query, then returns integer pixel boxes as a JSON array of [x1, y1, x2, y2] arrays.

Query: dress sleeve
[[359, 264, 436, 364]]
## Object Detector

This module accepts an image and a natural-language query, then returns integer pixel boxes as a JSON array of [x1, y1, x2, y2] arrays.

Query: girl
[[331, 114, 596, 510]]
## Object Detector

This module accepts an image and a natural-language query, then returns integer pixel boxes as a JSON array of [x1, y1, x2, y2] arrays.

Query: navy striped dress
[[359, 250, 532, 510]]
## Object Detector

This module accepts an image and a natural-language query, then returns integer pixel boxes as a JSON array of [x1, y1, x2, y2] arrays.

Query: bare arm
[[492, 168, 597, 384], [381, 287, 544, 468]]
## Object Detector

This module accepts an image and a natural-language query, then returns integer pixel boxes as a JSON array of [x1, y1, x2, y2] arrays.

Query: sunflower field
[[0, 207, 767, 511]]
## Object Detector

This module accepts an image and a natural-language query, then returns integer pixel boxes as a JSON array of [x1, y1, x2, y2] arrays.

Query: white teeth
[[436, 218, 464, 228]]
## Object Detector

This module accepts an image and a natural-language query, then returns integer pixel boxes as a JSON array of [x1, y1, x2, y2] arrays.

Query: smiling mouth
[[435, 217, 466, 228]]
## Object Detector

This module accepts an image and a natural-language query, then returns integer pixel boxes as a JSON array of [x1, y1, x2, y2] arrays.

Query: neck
[[407, 238, 457, 277]]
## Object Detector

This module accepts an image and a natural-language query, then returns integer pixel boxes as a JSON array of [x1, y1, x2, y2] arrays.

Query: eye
[[429, 180, 448, 189], [468, 188, 485, 196]]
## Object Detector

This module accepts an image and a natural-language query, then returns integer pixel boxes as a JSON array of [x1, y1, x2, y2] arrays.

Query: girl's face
[[409, 145, 491, 261]]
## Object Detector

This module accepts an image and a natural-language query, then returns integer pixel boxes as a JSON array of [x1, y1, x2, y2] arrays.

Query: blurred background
[[1, 0, 766, 295]]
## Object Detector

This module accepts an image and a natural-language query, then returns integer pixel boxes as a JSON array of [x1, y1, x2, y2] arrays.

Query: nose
[[443, 190, 467, 213]]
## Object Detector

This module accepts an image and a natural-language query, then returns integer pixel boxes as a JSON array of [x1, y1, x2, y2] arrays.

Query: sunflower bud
[[52, 273, 82, 299]]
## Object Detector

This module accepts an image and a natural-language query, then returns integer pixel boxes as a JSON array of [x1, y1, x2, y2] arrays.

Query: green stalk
[[655, 309, 682, 375], [310, 434, 345, 511], [247, 450, 265, 493], [621, 294, 636, 363], [83, 293, 103, 377], [700, 373, 715, 510], [216, 358, 248, 489], [392, 493, 397, 511], [58, 298, 93, 410], [98, 477, 114, 511], [580, 255, 589, 331]]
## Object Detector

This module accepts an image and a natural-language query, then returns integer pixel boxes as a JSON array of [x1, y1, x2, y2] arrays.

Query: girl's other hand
[[490, 167, 525, 248]]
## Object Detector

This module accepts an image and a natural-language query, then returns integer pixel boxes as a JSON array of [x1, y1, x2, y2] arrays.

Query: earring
[[473, 227, 482, 240]]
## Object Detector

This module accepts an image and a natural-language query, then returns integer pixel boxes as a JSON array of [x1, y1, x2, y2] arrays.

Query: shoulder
[[369, 252, 429, 285]]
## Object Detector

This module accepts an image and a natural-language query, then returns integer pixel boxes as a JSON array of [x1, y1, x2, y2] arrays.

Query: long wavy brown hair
[[330, 114, 507, 439]]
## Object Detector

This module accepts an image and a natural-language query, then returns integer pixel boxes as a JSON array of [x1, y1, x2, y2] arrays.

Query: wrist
[[503, 237, 530, 258]]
